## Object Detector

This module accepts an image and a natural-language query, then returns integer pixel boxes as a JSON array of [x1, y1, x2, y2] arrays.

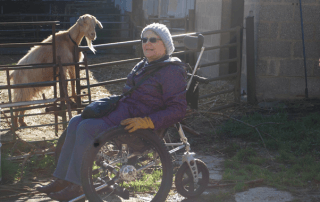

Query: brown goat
[[9, 14, 103, 127]]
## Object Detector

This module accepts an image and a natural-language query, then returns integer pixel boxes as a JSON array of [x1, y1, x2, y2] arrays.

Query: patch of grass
[[218, 112, 320, 189], [1, 153, 56, 182], [221, 143, 241, 156], [248, 156, 267, 165], [202, 191, 234, 202], [0, 62, 16, 66], [53, 140, 58, 147], [28, 154, 55, 172], [122, 169, 163, 193], [223, 147, 320, 188], [223, 152, 320, 190], [1, 153, 20, 182], [218, 112, 320, 156], [233, 181, 248, 192], [233, 147, 256, 162]]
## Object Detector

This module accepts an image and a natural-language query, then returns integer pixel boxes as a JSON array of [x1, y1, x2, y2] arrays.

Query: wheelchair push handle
[[183, 34, 204, 50], [184, 34, 206, 91]]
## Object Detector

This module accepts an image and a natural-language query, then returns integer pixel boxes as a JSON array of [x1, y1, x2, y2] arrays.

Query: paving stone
[[234, 187, 293, 202]]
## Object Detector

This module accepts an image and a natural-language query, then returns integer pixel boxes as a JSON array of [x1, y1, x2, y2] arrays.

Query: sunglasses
[[141, 37, 162, 43]]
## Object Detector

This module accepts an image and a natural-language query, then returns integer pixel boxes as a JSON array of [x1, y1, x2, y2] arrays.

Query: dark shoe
[[48, 183, 83, 201], [36, 179, 71, 194]]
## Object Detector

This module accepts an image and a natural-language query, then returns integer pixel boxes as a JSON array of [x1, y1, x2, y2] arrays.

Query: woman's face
[[142, 30, 166, 62]]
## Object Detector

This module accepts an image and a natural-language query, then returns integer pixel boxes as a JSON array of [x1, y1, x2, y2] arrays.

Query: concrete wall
[[195, 0, 223, 78], [244, 0, 320, 101]]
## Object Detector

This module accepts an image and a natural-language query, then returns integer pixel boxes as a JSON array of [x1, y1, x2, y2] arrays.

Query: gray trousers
[[53, 115, 110, 185]]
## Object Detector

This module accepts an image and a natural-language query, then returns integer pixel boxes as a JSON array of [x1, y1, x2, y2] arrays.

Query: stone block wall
[[244, 0, 320, 100]]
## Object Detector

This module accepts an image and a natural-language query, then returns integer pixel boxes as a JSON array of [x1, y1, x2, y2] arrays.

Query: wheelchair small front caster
[[175, 159, 209, 198]]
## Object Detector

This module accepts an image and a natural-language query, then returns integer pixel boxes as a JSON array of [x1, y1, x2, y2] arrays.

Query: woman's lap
[[54, 115, 110, 185]]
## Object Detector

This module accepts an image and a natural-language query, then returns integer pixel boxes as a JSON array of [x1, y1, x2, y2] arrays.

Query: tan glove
[[121, 117, 155, 133]]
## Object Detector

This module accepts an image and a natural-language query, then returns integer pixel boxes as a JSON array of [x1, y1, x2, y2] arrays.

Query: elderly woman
[[36, 23, 188, 201]]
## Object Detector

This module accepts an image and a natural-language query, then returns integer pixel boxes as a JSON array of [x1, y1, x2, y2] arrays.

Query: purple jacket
[[102, 56, 188, 130]]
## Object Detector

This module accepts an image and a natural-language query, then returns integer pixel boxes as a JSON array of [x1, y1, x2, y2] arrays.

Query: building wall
[[195, 0, 223, 78], [168, 0, 195, 18], [141, 0, 194, 18], [114, 0, 132, 39], [194, 0, 320, 101], [219, 0, 232, 76], [244, 0, 320, 101]]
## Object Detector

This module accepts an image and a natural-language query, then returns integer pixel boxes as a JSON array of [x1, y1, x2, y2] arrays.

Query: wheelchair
[[54, 34, 210, 202]]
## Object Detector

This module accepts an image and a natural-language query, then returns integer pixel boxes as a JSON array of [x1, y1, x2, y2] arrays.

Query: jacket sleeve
[[148, 65, 187, 130]]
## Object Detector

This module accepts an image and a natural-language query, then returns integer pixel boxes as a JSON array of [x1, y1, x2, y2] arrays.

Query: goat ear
[[96, 19, 103, 29]]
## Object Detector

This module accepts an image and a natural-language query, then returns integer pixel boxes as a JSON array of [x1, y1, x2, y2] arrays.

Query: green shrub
[[29, 154, 55, 172], [1, 153, 20, 182]]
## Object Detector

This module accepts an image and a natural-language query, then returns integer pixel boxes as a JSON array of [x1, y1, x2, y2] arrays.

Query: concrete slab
[[234, 187, 293, 202], [195, 154, 225, 181]]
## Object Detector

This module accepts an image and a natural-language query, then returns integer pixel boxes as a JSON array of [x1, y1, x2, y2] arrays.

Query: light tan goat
[[10, 14, 103, 127]]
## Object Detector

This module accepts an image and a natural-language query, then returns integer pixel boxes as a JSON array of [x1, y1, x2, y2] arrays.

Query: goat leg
[[68, 67, 77, 102], [13, 111, 19, 129], [18, 110, 27, 127]]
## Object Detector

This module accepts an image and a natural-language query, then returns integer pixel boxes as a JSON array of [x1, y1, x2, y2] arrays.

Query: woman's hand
[[121, 117, 155, 133]]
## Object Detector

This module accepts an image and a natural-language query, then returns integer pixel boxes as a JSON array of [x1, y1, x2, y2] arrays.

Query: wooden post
[[84, 52, 92, 104], [158, 0, 169, 23], [51, 23, 58, 136], [188, 9, 195, 32], [74, 47, 82, 114], [246, 16, 257, 105], [6, 67, 16, 139], [58, 57, 72, 123], [234, 26, 241, 103], [229, 0, 244, 74], [188, 9, 196, 67], [57, 57, 67, 130]]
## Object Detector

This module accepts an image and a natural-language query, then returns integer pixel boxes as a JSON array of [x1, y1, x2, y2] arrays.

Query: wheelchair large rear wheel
[[175, 159, 209, 198], [81, 127, 173, 202]]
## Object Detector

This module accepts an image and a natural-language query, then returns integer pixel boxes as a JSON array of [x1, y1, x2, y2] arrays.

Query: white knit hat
[[141, 23, 175, 55]]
